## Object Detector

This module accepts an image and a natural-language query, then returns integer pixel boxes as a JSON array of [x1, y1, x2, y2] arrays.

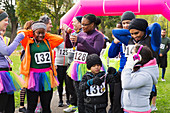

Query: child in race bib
[[79, 54, 118, 113]]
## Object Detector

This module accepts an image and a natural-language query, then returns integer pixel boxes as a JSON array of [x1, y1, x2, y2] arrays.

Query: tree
[[1, 0, 18, 42], [16, 0, 74, 33]]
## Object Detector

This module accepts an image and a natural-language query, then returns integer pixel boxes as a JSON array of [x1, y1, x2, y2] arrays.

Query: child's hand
[[93, 76, 104, 86]]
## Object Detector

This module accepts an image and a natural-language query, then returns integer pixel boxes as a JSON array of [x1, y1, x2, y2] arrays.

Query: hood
[[140, 58, 159, 85]]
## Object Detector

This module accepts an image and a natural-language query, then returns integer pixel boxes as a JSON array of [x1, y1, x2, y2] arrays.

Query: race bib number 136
[[73, 51, 88, 63], [35, 52, 51, 64]]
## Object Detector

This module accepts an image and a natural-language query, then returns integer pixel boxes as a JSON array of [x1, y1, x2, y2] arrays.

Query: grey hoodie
[[121, 58, 159, 112]]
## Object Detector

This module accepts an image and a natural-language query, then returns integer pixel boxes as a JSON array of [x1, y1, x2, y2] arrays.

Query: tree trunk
[[10, 20, 18, 42]]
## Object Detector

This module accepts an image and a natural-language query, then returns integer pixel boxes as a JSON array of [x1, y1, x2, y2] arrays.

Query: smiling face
[[129, 29, 145, 42], [72, 17, 81, 31], [46, 19, 53, 32], [0, 17, 9, 31], [34, 28, 46, 42], [81, 18, 94, 33], [122, 20, 131, 29]]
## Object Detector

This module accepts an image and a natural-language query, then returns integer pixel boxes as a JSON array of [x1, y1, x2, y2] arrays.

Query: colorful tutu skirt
[[67, 61, 107, 81], [0, 71, 24, 94], [25, 68, 59, 92]]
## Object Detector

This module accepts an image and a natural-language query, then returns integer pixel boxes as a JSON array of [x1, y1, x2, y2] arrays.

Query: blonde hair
[[23, 20, 34, 30]]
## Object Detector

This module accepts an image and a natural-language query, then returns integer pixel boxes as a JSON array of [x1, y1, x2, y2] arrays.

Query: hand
[[93, 76, 105, 86], [114, 38, 120, 44], [67, 28, 73, 34], [125, 55, 141, 69], [70, 35, 77, 43], [159, 53, 163, 57], [55, 65, 58, 69]]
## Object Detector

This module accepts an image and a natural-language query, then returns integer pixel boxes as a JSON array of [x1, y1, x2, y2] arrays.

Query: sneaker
[[58, 100, 64, 107], [74, 108, 79, 113], [66, 100, 70, 106], [19, 107, 26, 113], [161, 78, 166, 81], [35, 104, 42, 113], [63, 104, 77, 112], [151, 105, 158, 111]]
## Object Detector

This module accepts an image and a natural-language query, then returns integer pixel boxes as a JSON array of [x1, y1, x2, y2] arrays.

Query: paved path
[[15, 90, 110, 113]]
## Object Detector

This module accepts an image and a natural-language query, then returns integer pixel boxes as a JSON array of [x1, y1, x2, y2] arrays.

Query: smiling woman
[[0, 9, 25, 113]]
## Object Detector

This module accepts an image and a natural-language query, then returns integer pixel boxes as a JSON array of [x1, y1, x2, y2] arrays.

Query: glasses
[[81, 23, 92, 26]]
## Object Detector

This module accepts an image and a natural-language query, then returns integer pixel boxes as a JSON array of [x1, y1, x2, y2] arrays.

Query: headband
[[137, 45, 143, 55], [31, 23, 47, 31], [0, 12, 8, 22]]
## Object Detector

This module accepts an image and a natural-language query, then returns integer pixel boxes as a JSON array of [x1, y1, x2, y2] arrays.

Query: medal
[[37, 44, 40, 47], [73, 46, 76, 51]]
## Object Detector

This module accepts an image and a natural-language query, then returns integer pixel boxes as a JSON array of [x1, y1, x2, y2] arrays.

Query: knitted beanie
[[75, 16, 83, 23], [86, 54, 102, 69], [121, 11, 136, 21], [128, 18, 148, 31], [32, 22, 47, 31]]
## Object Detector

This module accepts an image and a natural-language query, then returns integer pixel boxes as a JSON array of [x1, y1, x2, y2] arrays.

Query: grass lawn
[[9, 46, 170, 112]]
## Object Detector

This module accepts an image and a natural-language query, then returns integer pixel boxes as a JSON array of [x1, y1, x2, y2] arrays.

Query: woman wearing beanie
[[108, 11, 135, 113], [122, 44, 159, 113], [0, 9, 25, 113], [18, 21, 63, 113], [65, 14, 105, 113]]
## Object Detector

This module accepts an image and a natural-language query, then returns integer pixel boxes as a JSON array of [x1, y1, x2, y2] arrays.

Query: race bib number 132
[[73, 51, 88, 63], [35, 52, 51, 64]]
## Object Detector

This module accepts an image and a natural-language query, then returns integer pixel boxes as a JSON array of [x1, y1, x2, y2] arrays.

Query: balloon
[[60, 0, 170, 28]]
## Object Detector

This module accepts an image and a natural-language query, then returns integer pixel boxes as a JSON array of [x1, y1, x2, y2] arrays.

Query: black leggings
[[56, 66, 70, 102], [0, 93, 15, 113], [26, 89, 53, 113]]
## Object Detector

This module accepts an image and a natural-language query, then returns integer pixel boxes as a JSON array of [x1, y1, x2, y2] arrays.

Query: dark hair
[[24, 20, 34, 30], [134, 44, 154, 66], [162, 29, 166, 31], [83, 14, 97, 25], [39, 14, 51, 24]]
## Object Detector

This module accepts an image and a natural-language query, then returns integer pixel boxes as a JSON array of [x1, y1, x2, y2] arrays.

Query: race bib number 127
[[35, 52, 51, 64]]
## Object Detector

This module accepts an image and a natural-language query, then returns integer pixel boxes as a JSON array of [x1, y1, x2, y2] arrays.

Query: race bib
[[86, 82, 106, 96], [34, 52, 51, 64], [73, 51, 88, 63], [160, 43, 165, 49], [58, 49, 69, 56], [4, 56, 13, 65], [124, 45, 135, 57]]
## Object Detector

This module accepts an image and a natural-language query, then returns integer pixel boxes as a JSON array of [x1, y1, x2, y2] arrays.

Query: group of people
[[0, 7, 169, 113]]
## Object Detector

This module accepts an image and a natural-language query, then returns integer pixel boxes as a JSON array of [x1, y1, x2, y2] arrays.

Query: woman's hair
[[83, 14, 97, 25], [24, 20, 34, 30], [39, 14, 51, 24], [0, 9, 5, 14], [134, 44, 154, 65]]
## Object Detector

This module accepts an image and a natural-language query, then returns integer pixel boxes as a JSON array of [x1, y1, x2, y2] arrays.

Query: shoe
[[19, 107, 26, 113], [63, 104, 77, 112], [66, 100, 70, 106], [74, 108, 79, 113], [58, 100, 64, 107], [151, 105, 158, 111], [161, 78, 166, 81], [35, 103, 42, 113]]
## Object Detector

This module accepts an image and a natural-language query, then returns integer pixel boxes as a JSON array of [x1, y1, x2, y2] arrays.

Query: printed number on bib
[[73, 51, 88, 63], [59, 49, 69, 56], [160, 44, 165, 49], [125, 45, 135, 57], [35, 52, 51, 64], [86, 82, 106, 96], [122, 43, 126, 53]]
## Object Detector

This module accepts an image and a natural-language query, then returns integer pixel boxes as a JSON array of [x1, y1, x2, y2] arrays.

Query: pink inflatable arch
[[60, 0, 170, 28]]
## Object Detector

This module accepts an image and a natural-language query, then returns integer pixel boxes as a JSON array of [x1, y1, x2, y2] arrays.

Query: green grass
[[9, 46, 170, 112]]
